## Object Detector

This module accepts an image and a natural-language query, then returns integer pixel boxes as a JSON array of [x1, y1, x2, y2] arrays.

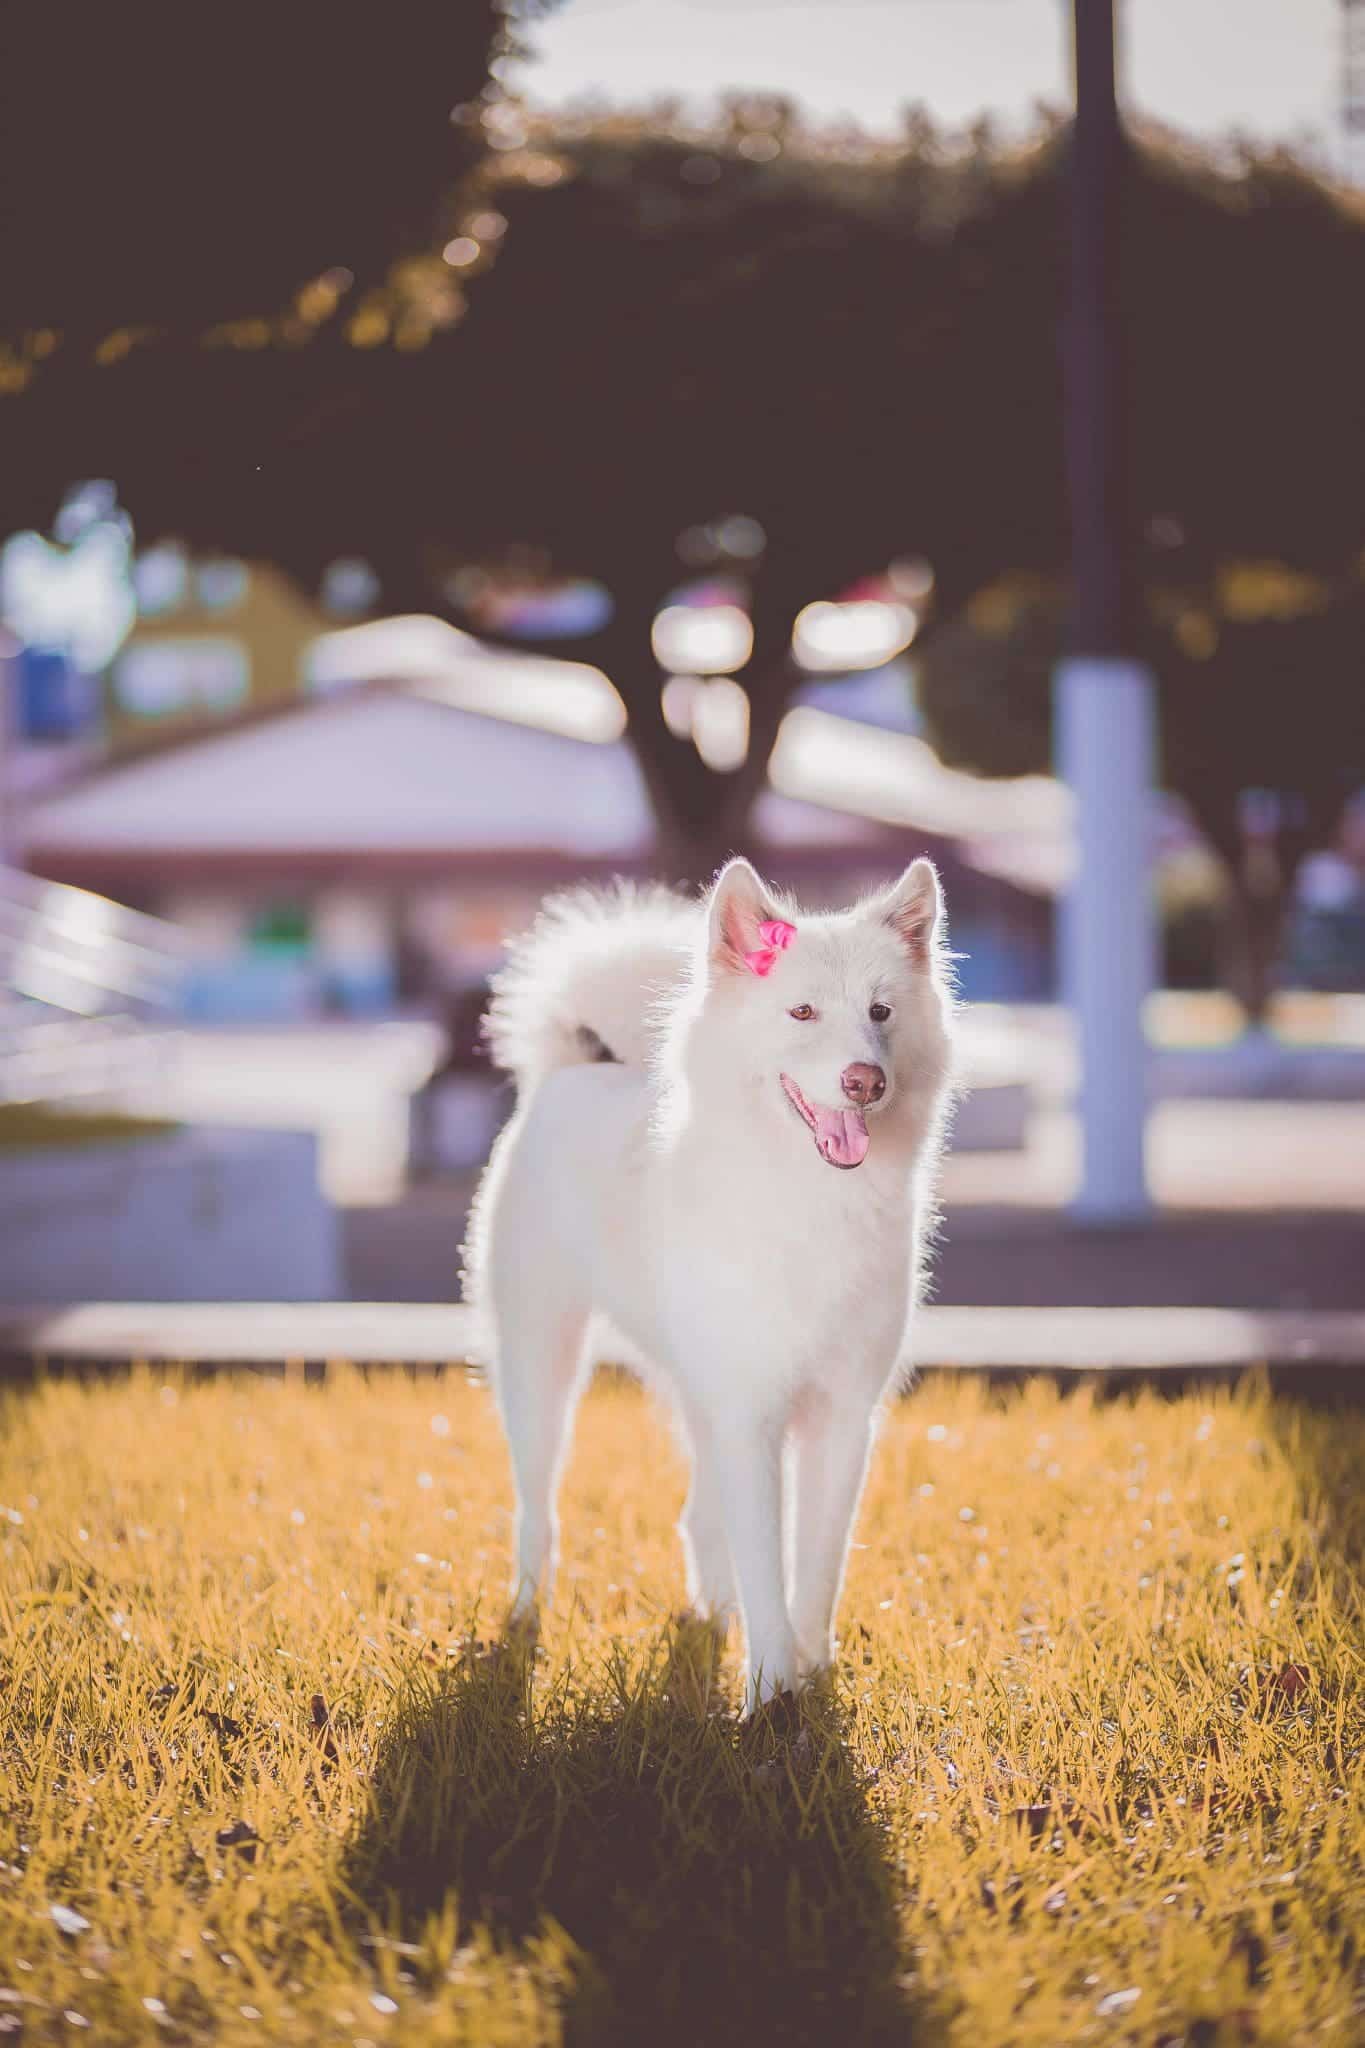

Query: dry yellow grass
[[0, 1367, 1361, 2047]]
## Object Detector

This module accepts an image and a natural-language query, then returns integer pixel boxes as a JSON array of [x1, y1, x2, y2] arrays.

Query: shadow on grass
[[343, 1621, 935, 2048], [1276, 1392, 1365, 1571]]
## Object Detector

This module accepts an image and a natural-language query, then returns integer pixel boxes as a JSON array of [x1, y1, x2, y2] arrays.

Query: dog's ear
[[873, 857, 942, 968], [707, 858, 791, 977]]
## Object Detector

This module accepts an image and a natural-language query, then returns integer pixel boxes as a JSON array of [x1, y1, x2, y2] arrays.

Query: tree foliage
[[917, 574, 1364, 832], [3, 94, 1361, 875], [1, 4, 527, 333], [915, 571, 1365, 1014]]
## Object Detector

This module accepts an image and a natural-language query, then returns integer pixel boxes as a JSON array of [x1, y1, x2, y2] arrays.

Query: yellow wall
[[107, 562, 332, 751]]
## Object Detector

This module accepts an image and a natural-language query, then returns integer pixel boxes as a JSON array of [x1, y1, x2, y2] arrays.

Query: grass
[[0, 1367, 1361, 2048], [0, 1105, 179, 1152]]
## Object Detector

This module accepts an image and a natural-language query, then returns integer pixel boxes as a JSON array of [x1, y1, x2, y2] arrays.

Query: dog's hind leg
[[492, 1296, 591, 1623]]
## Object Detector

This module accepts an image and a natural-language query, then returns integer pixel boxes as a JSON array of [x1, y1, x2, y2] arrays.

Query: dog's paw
[[499, 1598, 542, 1650], [795, 1638, 835, 1682], [741, 1676, 802, 1728], [671, 1604, 731, 1640], [662, 1610, 728, 1717]]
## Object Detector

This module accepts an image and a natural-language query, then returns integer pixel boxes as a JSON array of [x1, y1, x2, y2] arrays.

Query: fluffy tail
[[482, 881, 698, 1091]]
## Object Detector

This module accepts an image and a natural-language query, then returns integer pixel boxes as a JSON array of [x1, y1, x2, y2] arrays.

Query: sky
[[524, 0, 1346, 166]]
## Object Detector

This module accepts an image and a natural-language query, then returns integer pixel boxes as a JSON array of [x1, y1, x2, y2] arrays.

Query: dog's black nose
[[841, 1062, 886, 1107]]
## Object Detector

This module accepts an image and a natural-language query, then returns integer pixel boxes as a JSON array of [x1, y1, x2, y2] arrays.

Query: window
[[113, 638, 250, 717]]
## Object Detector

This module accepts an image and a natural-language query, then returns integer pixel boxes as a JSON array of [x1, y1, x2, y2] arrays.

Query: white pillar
[[1055, 655, 1156, 1222], [0, 643, 14, 871]]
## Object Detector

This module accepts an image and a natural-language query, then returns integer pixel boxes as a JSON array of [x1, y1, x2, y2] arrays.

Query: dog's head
[[691, 857, 953, 1171]]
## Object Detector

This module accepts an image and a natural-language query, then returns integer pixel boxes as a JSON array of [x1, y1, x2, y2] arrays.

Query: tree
[[4, 99, 1361, 880], [261, 113, 1365, 876], [915, 574, 1365, 1018], [0, 2, 541, 519]]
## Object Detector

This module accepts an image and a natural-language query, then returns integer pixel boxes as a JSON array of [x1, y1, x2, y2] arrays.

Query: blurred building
[[23, 678, 655, 1019], [106, 551, 332, 747], [22, 655, 1057, 1026]]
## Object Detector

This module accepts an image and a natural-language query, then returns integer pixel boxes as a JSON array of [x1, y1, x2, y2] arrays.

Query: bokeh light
[[791, 598, 917, 672], [651, 603, 753, 674]]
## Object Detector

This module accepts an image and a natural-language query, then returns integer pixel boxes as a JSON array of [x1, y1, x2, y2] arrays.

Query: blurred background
[[0, 0, 1361, 1311]]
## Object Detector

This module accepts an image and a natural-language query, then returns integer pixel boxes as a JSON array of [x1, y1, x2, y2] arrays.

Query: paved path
[[933, 1208, 1365, 1311], [3, 1302, 1362, 1388], [342, 1165, 1365, 1313]]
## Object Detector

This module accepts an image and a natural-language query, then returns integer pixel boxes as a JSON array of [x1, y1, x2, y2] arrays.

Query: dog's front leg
[[788, 1395, 879, 1675], [679, 1422, 739, 1628], [712, 1409, 799, 1712]]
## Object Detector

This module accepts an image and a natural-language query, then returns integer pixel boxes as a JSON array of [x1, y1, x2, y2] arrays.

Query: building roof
[[25, 685, 656, 880]]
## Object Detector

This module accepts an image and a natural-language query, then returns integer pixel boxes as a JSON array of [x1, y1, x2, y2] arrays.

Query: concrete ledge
[[1154, 1040, 1365, 1102], [1, 1302, 1363, 1387], [947, 1082, 1031, 1152], [0, 1129, 340, 1304]]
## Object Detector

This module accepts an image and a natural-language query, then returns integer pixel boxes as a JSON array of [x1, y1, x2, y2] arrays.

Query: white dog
[[463, 857, 955, 1710]]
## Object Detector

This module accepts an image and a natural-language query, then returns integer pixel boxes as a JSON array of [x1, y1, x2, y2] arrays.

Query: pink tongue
[[813, 1106, 870, 1168]]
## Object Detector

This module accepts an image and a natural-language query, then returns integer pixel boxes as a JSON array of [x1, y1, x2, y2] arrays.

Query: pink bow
[[744, 918, 797, 977]]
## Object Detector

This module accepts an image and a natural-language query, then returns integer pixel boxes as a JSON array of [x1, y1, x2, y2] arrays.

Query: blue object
[[12, 646, 102, 740]]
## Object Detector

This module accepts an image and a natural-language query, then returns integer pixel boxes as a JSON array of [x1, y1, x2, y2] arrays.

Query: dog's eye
[[869, 1001, 892, 1024], [788, 1003, 816, 1022]]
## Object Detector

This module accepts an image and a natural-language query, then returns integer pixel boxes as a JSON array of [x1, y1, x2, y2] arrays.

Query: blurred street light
[[792, 598, 917, 673], [651, 602, 753, 674], [691, 676, 750, 773]]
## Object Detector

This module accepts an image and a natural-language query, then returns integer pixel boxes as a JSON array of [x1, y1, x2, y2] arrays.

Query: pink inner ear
[[758, 919, 796, 951], [743, 947, 780, 977]]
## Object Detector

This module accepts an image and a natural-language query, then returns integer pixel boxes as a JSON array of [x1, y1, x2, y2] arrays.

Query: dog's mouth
[[780, 1074, 871, 1170]]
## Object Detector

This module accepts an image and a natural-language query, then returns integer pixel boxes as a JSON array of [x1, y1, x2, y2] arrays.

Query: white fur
[[463, 857, 956, 1711]]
